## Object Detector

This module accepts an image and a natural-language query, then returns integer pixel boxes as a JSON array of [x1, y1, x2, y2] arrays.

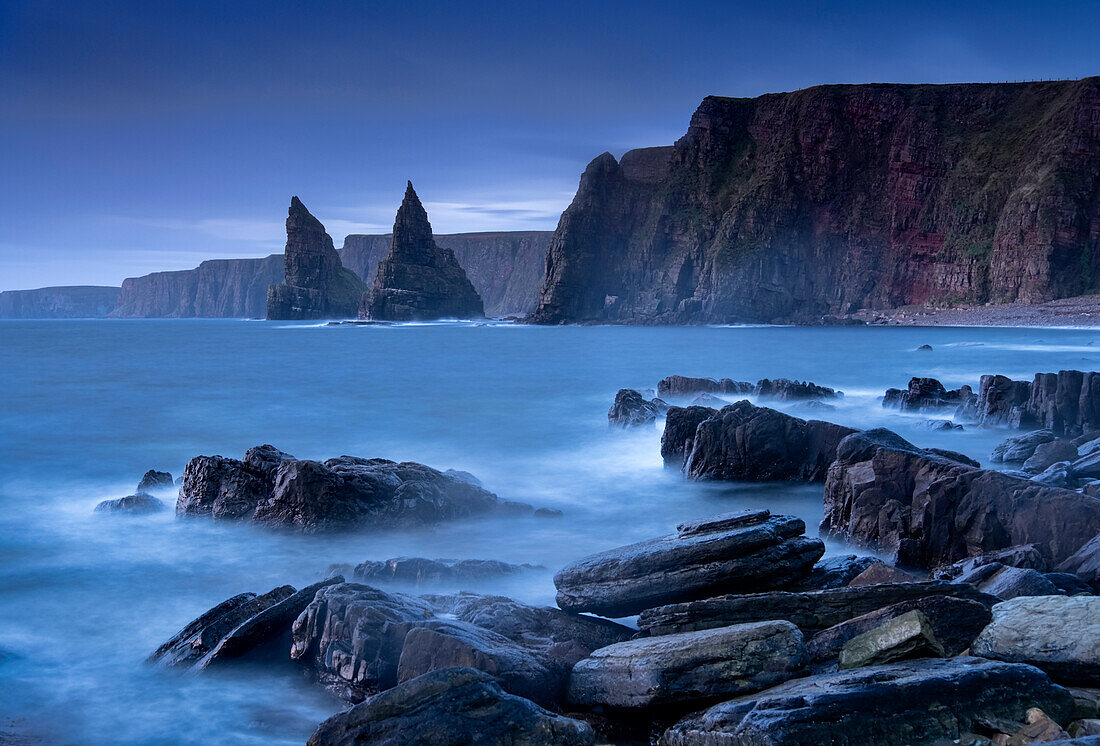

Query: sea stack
[[360, 182, 484, 321], [266, 197, 367, 320]]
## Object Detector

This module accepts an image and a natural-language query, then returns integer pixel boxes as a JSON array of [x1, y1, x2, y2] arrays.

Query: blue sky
[[2, 0, 1098, 290]]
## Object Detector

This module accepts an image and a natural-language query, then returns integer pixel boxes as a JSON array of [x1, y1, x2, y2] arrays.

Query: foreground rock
[[883, 377, 970, 412], [661, 658, 1074, 746], [554, 510, 824, 618], [307, 667, 594, 746], [674, 401, 857, 481], [360, 182, 484, 321], [638, 580, 994, 636], [822, 428, 1100, 568], [94, 492, 165, 514], [972, 596, 1100, 684], [568, 621, 806, 708], [837, 610, 944, 669], [177, 444, 527, 532], [608, 388, 668, 427]]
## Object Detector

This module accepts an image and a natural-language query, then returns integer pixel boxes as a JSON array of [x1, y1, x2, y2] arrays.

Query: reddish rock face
[[528, 79, 1100, 324]]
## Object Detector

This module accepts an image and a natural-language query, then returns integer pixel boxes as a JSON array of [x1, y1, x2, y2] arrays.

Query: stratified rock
[[660, 658, 1074, 746], [1024, 440, 1079, 474], [787, 555, 878, 591], [136, 470, 174, 492], [972, 596, 1100, 684], [94, 492, 166, 514], [821, 428, 1100, 568], [1026, 371, 1100, 438], [0, 285, 119, 319], [657, 376, 752, 398], [883, 378, 971, 412], [935, 545, 1050, 578], [681, 401, 857, 482], [637, 581, 994, 637], [838, 610, 945, 669], [753, 378, 840, 401], [661, 405, 717, 467], [361, 183, 484, 321], [266, 197, 366, 320], [554, 511, 824, 618], [568, 621, 806, 708], [350, 558, 537, 587], [1032, 461, 1075, 488], [992, 429, 1058, 463], [956, 374, 1034, 428], [1058, 534, 1100, 591], [177, 446, 522, 533], [608, 389, 668, 427], [307, 667, 594, 746]]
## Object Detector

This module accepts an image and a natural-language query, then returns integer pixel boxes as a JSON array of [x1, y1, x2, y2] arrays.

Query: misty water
[[2, 319, 1099, 744]]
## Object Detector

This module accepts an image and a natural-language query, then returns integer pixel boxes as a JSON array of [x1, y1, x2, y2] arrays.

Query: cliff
[[266, 197, 367, 320], [0, 286, 119, 318], [361, 182, 484, 321], [111, 255, 282, 318], [529, 78, 1100, 324]]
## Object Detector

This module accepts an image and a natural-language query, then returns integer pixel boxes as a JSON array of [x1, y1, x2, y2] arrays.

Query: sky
[[2, 0, 1099, 290]]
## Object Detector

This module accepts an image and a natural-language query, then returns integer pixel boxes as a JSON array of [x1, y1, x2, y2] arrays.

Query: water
[[1, 319, 1098, 744]]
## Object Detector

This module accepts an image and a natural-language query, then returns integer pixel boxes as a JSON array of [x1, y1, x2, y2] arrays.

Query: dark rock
[[992, 429, 1058, 463], [925, 419, 964, 431], [350, 557, 537, 587], [1024, 439, 1079, 474], [266, 197, 367, 320], [847, 562, 921, 586], [956, 374, 1034, 428], [306, 667, 594, 746], [821, 428, 1100, 568], [660, 657, 1074, 746], [883, 377, 970, 412], [925, 447, 982, 467], [935, 545, 1050, 579], [554, 511, 824, 618], [787, 554, 878, 591], [657, 376, 752, 398], [608, 388, 667, 427], [972, 596, 1100, 685], [637, 580, 994, 637], [1057, 533, 1100, 591], [681, 401, 857, 482], [690, 392, 730, 408], [954, 563, 1058, 600], [567, 621, 806, 708], [838, 610, 945, 669], [361, 182, 484, 321], [1045, 572, 1095, 596], [807, 595, 992, 662], [1074, 449, 1100, 479], [917, 344, 934, 351], [94, 492, 166, 515], [660, 405, 717, 467], [1032, 461, 1075, 488], [136, 470, 174, 492], [1025, 371, 1100, 438], [533, 507, 563, 518], [753, 378, 840, 401]]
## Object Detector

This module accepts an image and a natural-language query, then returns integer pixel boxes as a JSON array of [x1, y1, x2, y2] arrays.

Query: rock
[[1045, 572, 1094, 596], [838, 610, 945, 669], [847, 562, 922, 586], [926, 419, 965, 431], [177, 446, 522, 532], [936, 545, 1050, 578], [660, 405, 717, 467], [657, 376, 752, 398], [955, 563, 1059, 600], [94, 492, 166, 514], [1076, 433, 1100, 449], [553, 511, 824, 618], [660, 657, 1074, 746], [136, 470, 174, 492], [1032, 461, 1075, 488], [925, 447, 982, 467], [1069, 688, 1100, 718], [637, 580, 994, 637], [821, 428, 1100, 568], [972, 595, 1100, 684], [360, 182, 484, 321], [681, 401, 857, 482], [1025, 440, 1080, 474], [883, 377, 970, 412], [0, 285, 119, 319], [690, 392, 730, 408], [1057, 534, 1100, 591], [753, 378, 840, 401], [917, 344, 934, 351], [1001, 708, 1070, 744], [266, 197, 367, 320], [306, 667, 594, 746], [1044, 738, 1100, 746], [608, 389, 667, 427], [807, 595, 992, 662], [1074, 449, 1100, 479], [349, 558, 537, 587], [149, 585, 298, 668], [993, 430, 1058, 463], [956, 375, 1034, 428], [787, 555, 878, 591], [1025, 371, 1100, 438], [533, 507, 563, 518], [1071, 720, 1100, 737], [567, 621, 806, 708]]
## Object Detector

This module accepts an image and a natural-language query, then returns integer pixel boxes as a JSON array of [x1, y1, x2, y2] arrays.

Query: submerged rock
[[348, 557, 538, 587], [94, 492, 166, 514], [607, 388, 668, 427], [657, 376, 752, 398], [882, 377, 970, 412]]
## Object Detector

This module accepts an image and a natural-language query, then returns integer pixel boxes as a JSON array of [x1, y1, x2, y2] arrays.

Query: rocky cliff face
[[266, 197, 367, 320], [529, 78, 1100, 324], [361, 183, 484, 321], [0, 286, 119, 318], [111, 256, 282, 318]]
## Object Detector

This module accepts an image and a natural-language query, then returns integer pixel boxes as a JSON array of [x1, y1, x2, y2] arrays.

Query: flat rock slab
[[660, 657, 1074, 746], [638, 581, 995, 636], [838, 609, 944, 669], [554, 511, 823, 618], [568, 621, 805, 708], [972, 595, 1100, 685]]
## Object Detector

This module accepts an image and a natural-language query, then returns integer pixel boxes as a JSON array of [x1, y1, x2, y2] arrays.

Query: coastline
[[850, 293, 1100, 328]]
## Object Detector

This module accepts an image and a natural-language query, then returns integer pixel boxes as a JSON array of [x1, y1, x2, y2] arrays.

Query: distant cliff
[[0, 286, 119, 318], [111, 255, 282, 318], [529, 78, 1100, 324]]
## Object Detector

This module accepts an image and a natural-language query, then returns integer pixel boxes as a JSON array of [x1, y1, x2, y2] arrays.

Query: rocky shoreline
[[848, 294, 1100, 328]]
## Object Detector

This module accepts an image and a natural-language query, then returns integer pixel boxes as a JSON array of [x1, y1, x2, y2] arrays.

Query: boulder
[[838, 610, 945, 669], [807, 595, 992, 662], [1057, 534, 1100, 591], [955, 563, 1059, 600], [637, 580, 994, 637], [680, 401, 857, 482], [935, 545, 1050, 578], [1045, 572, 1094, 596], [1032, 461, 1075, 488], [608, 388, 668, 427], [661, 405, 717, 467], [660, 658, 1074, 746], [846, 562, 921, 586], [1074, 449, 1100, 479], [94, 492, 166, 514], [349, 557, 537, 587], [992, 429, 1058, 463], [136, 469, 174, 492], [1024, 440, 1079, 474], [553, 510, 824, 618], [657, 376, 752, 398], [787, 555, 878, 591], [821, 428, 1100, 568], [307, 667, 594, 746], [972, 596, 1100, 684], [883, 377, 970, 412], [568, 621, 806, 708]]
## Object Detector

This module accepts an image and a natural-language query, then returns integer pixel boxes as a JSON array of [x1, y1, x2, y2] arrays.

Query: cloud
[[105, 215, 285, 249]]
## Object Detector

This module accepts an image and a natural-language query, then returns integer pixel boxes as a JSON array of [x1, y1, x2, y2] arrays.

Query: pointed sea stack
[[360, 183, 484, 321], [266, 197, 367, 320]]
